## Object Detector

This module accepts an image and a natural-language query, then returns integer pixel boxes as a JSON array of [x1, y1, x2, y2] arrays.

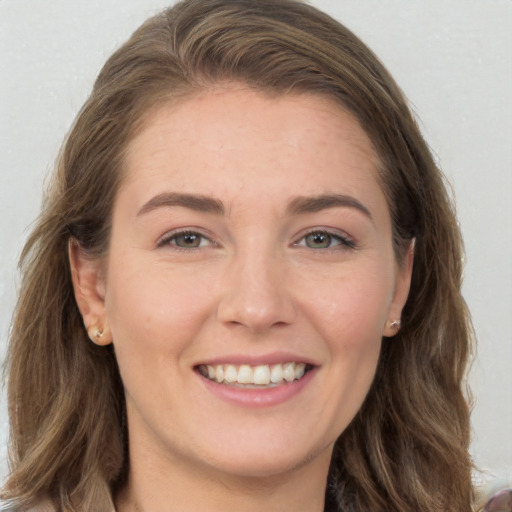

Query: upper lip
[[195, 352, 318, 367]]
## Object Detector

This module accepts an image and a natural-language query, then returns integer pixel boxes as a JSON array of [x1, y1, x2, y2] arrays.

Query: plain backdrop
[[1, 0, 511, 484]]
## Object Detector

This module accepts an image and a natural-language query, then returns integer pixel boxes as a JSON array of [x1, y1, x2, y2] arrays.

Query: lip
[[196, 351, 317, 367], [196, 364, 317, 408]]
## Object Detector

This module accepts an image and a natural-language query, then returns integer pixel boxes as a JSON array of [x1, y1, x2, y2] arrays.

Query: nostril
[[217, 296, 296, 333]]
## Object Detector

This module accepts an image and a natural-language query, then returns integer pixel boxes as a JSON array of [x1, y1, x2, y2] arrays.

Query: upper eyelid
[[155, 226, 356, 248], [157, 228, 217, 247], [293, 227, 356, 245]]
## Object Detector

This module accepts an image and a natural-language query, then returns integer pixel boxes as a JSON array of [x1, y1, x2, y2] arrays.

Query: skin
[[71, 85, 413, 512]]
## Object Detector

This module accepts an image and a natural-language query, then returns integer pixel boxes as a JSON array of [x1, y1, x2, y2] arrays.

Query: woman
[[1, 0, 475, 510]]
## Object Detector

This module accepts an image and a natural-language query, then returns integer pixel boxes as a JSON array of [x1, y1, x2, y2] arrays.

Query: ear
[[382, 240, 415, 338], [69, 239, 112, 345]]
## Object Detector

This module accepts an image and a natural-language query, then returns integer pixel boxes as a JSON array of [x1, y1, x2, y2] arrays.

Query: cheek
[[304, 263, 394, 344], [104, 258, 216, 363], [299, 262, 392, 407], [306, 269, 389, 429]]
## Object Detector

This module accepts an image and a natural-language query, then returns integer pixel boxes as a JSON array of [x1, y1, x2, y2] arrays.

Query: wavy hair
[[2, 1, 474, 510]]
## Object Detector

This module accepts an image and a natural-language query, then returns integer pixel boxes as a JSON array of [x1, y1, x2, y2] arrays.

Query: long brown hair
[[2, 1, 474, 510]]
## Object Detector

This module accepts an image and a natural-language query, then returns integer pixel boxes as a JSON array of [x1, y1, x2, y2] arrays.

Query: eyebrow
[[286, 194, 373, 221], [137, 192, 225, 216], [137, 191, 372, 221]]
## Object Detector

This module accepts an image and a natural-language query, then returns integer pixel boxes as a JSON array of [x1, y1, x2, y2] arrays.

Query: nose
[[216, 249, 296, 334]]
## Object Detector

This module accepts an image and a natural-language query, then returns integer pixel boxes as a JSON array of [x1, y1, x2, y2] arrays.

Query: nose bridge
[[217, 239, 295, 332]]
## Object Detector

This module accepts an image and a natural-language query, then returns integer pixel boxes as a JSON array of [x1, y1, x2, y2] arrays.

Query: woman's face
[[76, 86, 412, 479]]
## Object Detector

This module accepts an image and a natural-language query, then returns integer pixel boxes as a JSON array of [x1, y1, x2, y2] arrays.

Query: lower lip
[[197, 368, 316, 408]]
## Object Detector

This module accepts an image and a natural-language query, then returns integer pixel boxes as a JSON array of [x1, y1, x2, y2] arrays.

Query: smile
[[197, 362, 312, 387]]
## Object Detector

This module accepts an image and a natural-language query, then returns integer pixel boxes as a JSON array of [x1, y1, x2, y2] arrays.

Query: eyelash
[[293, 229, 356, 251], [157, 229, 216, 251], [157, 228, 356, 252]]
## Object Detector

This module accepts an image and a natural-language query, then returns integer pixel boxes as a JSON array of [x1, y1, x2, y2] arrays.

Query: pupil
[[179, 234, 199, 247], [308, 232, 330, 248]]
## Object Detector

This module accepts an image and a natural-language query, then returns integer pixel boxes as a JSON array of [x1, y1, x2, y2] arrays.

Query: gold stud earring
[[390, 320, 401, 330], [88, 326, 104, 343]]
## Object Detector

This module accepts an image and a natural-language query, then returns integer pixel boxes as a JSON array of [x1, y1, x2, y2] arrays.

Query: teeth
[[283, 362, 295, 382], [224, 365, 238, 383], [215, 365, 225, 383], [253, 365, 271, 385], [199, 362, 309, 386], [270, 364, 283, 384], [295, 363, 306, 379], [237, 365, 253, 384]]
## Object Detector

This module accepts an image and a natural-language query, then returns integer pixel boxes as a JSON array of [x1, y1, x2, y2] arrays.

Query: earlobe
[[87, 325, 113, 346], [383, 319, 401, 337], [383, 240, 415, 338], [69, 239, 113, 345]]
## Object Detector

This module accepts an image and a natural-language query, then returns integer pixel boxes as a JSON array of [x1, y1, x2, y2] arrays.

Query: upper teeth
[[200, 362, 307, 386]]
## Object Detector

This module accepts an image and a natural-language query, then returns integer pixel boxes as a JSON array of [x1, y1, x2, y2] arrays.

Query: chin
[[192, 436, 334, 480]]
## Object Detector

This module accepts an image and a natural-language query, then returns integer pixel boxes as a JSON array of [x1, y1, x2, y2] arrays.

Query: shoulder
[[482, 488, 512, 511]]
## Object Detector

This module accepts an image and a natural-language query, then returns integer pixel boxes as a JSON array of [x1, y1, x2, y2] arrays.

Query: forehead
[[121, 86, 383, 210]]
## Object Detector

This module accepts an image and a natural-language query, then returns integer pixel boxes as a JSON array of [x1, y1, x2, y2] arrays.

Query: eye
[[158, 230, 214, 249], [295, 230, 355, 250]]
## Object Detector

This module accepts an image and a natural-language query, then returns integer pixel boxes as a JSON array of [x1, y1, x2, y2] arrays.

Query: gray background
[[1, 0, 511, 485]]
